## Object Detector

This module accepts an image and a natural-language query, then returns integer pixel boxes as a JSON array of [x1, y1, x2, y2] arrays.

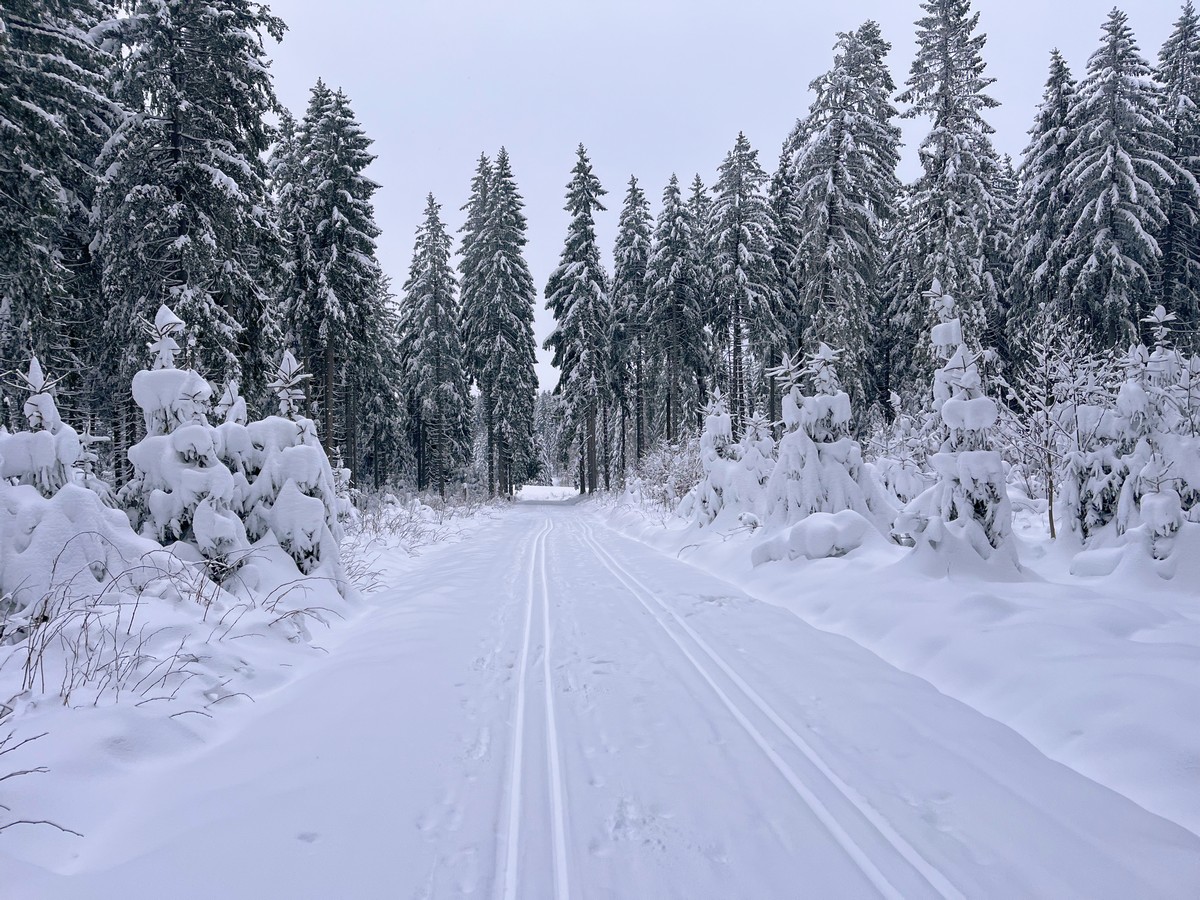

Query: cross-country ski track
[[7, 501, 1200, 899]]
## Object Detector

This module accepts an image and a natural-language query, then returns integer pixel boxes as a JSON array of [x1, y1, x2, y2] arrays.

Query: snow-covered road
[[11, 503, 1200, 898]]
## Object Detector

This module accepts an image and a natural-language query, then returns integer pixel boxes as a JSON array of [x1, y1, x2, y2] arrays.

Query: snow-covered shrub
[[869, 392, 930, 506], [894, 286, 1014, 564], [118, 307, 250, 580], [762, 345, 892, 536], [1064, 308, 1200, 561], [626, 432, 703, 519], [679, 392, 740, 525], [0, 359, 82, 497], [731, 412, 776, 520]]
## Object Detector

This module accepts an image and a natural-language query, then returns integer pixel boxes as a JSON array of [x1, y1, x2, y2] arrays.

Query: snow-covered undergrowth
[[605, 295, 1200, 837], [0, 309, 504, 854], [0, 309, 368, 845]]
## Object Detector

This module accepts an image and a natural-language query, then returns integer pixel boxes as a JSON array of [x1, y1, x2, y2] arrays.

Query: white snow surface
[[3, 502, 1199, 898]]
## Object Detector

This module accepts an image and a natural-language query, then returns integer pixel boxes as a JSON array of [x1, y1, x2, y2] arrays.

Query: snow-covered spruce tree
[[0, 1, 116, 427], [645, 175, 706, 442], [283, 84, 393, 479], [894, 285, 1014, 563], [791, 22, 901, 419], [118, 307, 251, 581], [687, 174, 719, 351], [0, 358, 82, 497], [1158, 2, 1200, 342], [95, 0, 283, 436], [982, 150, 1018, 365], [1059, 9, 1181, 348], [611, 176, 654, 466], [769, 118, 809, 401], [243, 350, 346, 584], [545, 145, 611, 495], [763, 344, 890, 530], [478, 148, 540, 495], [1008, 51, 1077, 359], [891, 0, 1001, 392], [456, 151, 504, 492], [711, 133, 782, 435], [0, 1, 115, 410], [400, 194, 472, 497]]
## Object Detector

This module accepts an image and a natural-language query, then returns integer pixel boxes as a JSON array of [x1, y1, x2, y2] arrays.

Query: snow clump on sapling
[[762, 344, 892, 531], [244, 351, 347, 585], [118, 306, 251, 580], [680, 390, 740, 525], [894, 284, 1014, 564], [0, 357, 82, 497]]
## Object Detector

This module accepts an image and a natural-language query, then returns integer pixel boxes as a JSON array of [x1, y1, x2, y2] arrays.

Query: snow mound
[[751, 510, 877, 564]]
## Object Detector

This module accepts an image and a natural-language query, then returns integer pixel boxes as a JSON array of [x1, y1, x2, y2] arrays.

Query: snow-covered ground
[[516, 485, 581, 503], [4, 502, 1197, 898]]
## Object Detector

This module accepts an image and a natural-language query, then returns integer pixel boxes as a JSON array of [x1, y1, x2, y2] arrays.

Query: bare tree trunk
[[323, 343, 336, 456], [586, 404, 598, 494], [730, 294, 743, 436], [634, 347, 644, 461], [601, 402, 611, 491], [484, 379, 495, 497]]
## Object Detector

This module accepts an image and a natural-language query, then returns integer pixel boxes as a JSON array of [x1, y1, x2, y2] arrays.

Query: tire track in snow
[[578, 521, 962, 900], [500, 518, 552, 900]]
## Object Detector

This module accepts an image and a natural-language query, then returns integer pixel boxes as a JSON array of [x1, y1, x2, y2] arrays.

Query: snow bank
[[600, 496, 1200, 838]]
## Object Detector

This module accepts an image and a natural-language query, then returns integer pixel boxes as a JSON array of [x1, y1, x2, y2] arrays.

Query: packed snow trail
[[8, 503, 1200, 899]]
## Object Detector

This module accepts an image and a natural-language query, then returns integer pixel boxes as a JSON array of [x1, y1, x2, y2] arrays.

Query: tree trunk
[[730, 294, 743, 436], [601, 402, 611, 491], [323, 343, 336, 456], [634, 348, 644, 461], [484, 380, 495, 497], [586, 404, 598, 494]]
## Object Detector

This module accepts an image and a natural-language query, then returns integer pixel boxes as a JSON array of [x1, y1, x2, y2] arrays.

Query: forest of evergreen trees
[[4, 0, 1200, 501]]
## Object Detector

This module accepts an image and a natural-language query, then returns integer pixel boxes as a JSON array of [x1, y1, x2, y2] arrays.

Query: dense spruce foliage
[[3, 0, 1200, 512]]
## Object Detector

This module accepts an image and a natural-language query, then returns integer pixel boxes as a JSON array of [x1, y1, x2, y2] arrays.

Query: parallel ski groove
[[579, 521, 962, 900], [500, 519, 552, 900], [540, 518, 571, 899]]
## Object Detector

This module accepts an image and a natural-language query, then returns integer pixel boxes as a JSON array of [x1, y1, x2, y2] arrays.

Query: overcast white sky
[[265, 0, 1181, 390]]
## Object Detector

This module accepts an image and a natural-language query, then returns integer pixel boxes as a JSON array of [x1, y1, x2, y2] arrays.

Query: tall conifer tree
[[545, 145, 610, 494], [892, 0, 1000, 386], [400, 195, 472, 496], [1060, 9, 1180, 346], [711, 132, 781, 434], [1159, 1, 1200, 340]]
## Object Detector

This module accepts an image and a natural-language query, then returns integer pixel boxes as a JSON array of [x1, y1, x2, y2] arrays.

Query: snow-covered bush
[[0, 359, 83, 498], [1064, 308, 1200, 561], [894, 286, 1014, 564], [731, 412, 776, 519], [869, 392, 930, 506], [679, 392, 740, 525], [625, 432, 703, 519], [118, 307, 250, 580], [762, 345, 891, 535]]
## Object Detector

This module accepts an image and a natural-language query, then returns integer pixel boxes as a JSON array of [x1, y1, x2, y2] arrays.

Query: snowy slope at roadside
[[600, 497, 1200, 839]]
